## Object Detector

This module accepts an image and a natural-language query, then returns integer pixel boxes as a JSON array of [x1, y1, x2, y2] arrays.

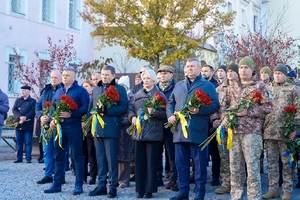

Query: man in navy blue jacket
[[167, 58, 220, 200], [0, 88, 9, 142], [44, 68, 89, 195], [12, 85, 36, 163], [36, 69, 62, 184], [88, 65, 128, 198]]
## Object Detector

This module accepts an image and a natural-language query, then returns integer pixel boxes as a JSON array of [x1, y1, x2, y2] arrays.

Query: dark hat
[[274, 64, 288, 76], [217, 65, 227, 72], [238, 56, 255, 71], [157, 65, 175, 73], [226, 63, 239, 74], [21, 85, 31, 90], [260, 66, 272, 76], [288, 71, 297, 78]]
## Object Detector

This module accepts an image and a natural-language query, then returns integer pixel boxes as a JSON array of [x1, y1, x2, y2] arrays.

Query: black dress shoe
[[157, 179, 164, 186], [171, 184, 179, 192], [194, 194, 204, 200], [89, 177, 96, 185], [61, 177, 66, 184], [144, 192, 152, 198], [88, 186, 107, 196], [170, 193, 189, 200], [44, 187, 61, 193], [107, 188, 117, 198], [38, 159, 44, 163], [73, 186, 83, 195], [136, 192, 144, 198], [26, 160, 31, 163], [14, 160, 22, 163], [129, 175, 135, 182], [37, 176, 53, 184]]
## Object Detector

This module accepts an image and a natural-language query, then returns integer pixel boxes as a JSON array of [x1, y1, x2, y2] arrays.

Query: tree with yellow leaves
[[82, 0, 234, 71]]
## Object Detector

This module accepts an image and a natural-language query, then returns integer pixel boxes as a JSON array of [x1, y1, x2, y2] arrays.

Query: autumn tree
[[78, 56, 113, 80], [13, 34, 79, 99], [81, 0, 235, 71], [226, 29, 299, 73]]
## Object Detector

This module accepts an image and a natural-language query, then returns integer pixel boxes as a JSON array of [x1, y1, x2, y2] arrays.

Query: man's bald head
[[50, 69, 62, 87]]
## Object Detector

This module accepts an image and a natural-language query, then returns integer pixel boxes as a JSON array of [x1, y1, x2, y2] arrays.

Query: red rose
[[105, 86, 120, 101], [284, 105, 296, 114], [252, 91, 263, 103], [44, 101, 51, 107]]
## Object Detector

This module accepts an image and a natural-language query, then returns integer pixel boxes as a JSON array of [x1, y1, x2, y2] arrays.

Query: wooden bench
[[1, 134, 17, 152]]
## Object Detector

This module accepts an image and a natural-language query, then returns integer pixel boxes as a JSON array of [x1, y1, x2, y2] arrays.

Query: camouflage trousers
[[229, 133, 262, 200], [265, 139, 293, 193], [217, 136, 230, 188]]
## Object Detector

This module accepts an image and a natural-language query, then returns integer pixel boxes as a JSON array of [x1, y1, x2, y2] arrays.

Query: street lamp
[[213, 30, 235, 65]]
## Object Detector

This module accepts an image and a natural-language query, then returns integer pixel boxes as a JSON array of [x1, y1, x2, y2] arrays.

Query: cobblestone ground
[[1, 138, 300, 199]]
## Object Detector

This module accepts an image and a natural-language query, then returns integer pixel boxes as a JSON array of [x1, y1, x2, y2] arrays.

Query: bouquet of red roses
[[281, 105, 300, 168], [200, 90, 263, 150], [85, 85, 120, 137], [45, 95, 78, 139], [41, 101, 51, 132], [164, 88, 212, 138], [127, 92, 166, 135]]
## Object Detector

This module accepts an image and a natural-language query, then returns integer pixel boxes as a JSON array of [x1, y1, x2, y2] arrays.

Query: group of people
[[3, 56, 300, 200]]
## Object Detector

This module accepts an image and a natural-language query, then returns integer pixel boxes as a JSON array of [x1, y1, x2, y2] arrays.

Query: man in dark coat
[[156, 65, 178, 189], [88, 65, 128, 198], [44, 68, 89, 195], [12, 85, 36, 163], [36, 69, 62, 184], [0, 88, 9, 141], [167, 58, 220, 200]]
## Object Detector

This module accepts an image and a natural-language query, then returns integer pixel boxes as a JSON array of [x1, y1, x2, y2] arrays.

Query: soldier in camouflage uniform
[[211, 63, 240, 194], [222, 57, 273, 200], [262, 64, 300, 200]]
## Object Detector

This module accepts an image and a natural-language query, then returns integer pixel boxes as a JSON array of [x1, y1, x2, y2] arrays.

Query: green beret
[[239, 56, 255, 71]]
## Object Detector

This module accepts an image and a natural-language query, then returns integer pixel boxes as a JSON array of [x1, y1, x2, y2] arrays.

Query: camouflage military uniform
[[210, 80, 233, 190], [223, 79, 273, 200], [263, 82, 300, 194]]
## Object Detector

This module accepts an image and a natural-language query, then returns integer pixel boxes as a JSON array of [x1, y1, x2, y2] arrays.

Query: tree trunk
[[153, 57, 160, 72]]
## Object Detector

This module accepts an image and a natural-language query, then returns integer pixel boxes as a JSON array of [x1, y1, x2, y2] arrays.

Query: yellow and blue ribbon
[[227, 127, 233, 150], [54, 121, 63, 149], [174, 111, 188, 138], [91, 113, 105, 138], [284, 150, 294, 169]]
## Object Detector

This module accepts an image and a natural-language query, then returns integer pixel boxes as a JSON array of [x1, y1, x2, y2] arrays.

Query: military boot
[[215, 186, 230, 194], [282, 192, 291, 200], [261, 190, 280, 199]]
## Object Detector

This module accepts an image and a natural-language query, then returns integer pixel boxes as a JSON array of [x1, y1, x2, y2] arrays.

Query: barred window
[[11, 0, 25, 15], [69, 0, 80, 29], [8, 55, 17, 93], [42, 0, 54, 23]]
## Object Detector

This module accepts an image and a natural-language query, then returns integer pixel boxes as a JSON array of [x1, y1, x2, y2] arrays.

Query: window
[[253, 15, 258, 32], [42, 0, 55, 23], [11, 0, 25, 15], [242, 9, 246, 27], [228, 2, 232, 13], [69, 0, 80, 29], [8, 55, 18, 93]]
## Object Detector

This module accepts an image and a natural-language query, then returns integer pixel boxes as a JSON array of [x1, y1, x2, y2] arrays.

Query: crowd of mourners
[[1, 56, 300, 200]]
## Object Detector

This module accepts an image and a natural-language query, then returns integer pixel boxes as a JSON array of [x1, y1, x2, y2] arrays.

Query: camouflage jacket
[[223, 79, 273, 135], [211, 80, 235, 122], [263, 82, 300, 140]]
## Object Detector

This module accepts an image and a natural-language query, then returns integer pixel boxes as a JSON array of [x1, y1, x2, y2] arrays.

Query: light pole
[[213, 31, 236, 65]]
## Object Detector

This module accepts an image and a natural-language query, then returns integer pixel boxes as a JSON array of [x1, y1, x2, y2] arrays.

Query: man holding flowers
[[44, 67, 89, 195], [167, 58, 220, 200], [222, 57, 273, 200], [262, 64, 300, 200], [36, 69, 62, 184], [88, 65, 128, 198]]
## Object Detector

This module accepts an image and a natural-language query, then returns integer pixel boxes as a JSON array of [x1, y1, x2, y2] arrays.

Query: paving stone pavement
[[1, 136, 300, 199]]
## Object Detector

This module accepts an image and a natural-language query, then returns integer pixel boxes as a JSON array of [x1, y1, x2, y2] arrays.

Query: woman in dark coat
[[128, 70, 166, 198], [117, 75, 134, 188]]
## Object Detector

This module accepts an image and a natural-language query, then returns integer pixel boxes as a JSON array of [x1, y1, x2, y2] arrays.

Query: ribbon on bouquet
[[227, 127, 233, 149], [53, 119, 63, 149], [284, 150, 294, 169], [216, 125, 233, 150], [174, 111, 188, 138], [91, 113, 105, 138]]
